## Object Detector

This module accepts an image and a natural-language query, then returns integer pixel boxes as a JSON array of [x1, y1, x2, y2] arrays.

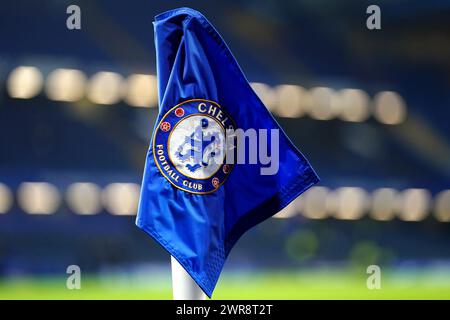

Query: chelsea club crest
[[153, 99, 236, 194]]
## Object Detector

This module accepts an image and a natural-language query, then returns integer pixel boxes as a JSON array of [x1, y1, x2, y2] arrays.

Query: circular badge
[[161, 122, 171, 132], [153, 99, 236, 194], [175, 107, 185, 117]]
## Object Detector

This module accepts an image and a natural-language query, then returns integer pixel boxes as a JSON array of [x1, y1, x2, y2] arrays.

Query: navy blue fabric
[[136, 7, 319, 297]]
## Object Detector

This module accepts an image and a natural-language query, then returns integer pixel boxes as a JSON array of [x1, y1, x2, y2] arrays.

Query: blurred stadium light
[[370, 188, 398, 221], [17, 182, 61, 215], [0, 181, 448, 223], [434, 190, 450, 222], [123, 74, 158, 108], [4, 64, 410, 126], [302, 186, 329, 220], [373, 91, 407, 125], [102, 183, 140, 216], [273, 197, 300, 219], [335, 89, 370, 122], [250, 82, 278, 112], [274, 84, 307, 118], [87, 71, 124, 105], [66, 182, 102, 215], [309, 87, 339, 121], [396, 188, 432, 222], [327, 187, 369, 220], [0, 183, 13, 214], [45, 68, 87, 102], [7, 66, 43, 99]]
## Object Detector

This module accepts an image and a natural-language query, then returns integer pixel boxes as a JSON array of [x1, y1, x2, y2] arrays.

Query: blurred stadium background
[[0, 0, 450, 299]]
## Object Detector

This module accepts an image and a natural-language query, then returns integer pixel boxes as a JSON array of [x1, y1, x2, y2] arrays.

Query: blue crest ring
[[152, 99, 236, 194]]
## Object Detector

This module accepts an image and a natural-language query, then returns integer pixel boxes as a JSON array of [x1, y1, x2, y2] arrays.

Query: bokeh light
[[17, 182, 61, 215], [309, 87, 337, 120], [273, 196, 303, 219], [45, 68, 87, 102], [66, 182, 102, 215], [301, 186, 329, 219], [373, 91, 407, 125], [87, 71, 124, 105], [396, 188, 431, 221], [274, 84, 306, 118], [250, 82, 278, 112], [327, 187, 369, 220], [434, 190, 450, 222], [102, 183, 140, 215], [370, 188, 398, 221], [335, 89, 370, 122], [123, 74, 158, 108], [0, 183, 13, 214], [7, 66, 43, 99]]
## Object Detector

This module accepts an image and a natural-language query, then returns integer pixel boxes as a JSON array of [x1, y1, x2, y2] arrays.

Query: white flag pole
[[171, 256, 206, 300]]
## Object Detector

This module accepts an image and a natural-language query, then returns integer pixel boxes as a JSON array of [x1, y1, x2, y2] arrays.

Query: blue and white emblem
[[153, 99, 236, 194]]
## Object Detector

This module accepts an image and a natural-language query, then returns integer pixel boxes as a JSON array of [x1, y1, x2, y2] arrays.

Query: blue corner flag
[[136, 7, 319, 297]]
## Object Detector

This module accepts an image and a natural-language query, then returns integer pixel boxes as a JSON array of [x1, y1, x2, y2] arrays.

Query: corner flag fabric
[[136, 7, 319, 297]]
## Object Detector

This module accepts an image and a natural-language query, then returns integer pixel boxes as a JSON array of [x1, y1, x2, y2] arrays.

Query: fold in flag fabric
[[136, 7, 319, 297]]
